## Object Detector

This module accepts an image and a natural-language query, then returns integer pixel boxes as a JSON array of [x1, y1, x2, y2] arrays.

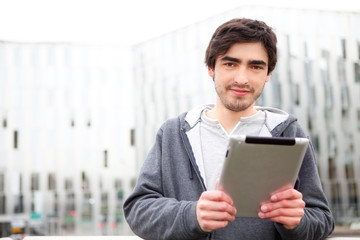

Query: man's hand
[[196, 190, 237, 232], [258, 186, 305, 229]]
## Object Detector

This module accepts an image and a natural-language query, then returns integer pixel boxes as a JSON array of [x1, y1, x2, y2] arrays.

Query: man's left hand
[[258, 187, 305, 229]]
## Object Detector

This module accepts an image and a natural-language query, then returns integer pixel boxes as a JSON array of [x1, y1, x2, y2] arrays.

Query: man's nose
[[234, 67, 249, 84]]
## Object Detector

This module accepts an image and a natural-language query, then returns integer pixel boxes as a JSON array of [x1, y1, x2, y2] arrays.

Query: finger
[[270, 188, 302, 202], [199, 209, 236, 222], [260, 199, 305, 212], [201, 190, 234, 206], [258, 207, 304, 219], [198, 199, 237, 216]]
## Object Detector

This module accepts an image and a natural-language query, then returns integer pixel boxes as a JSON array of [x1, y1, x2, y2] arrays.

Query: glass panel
[[328, 157, 337, 179], [0, 173, 4, 192], [64, 192, 75, 232], [81, 192, 93, 222], [341, 39, 346, 59], [0, 194, 5, 214], [31, 173, 40, 191], [65, 178, 73, 191], [345, 162, 355, 179], [48, 173, 56, 190], [347, 182, 358, 217], [100, 192, 108, 234], [14, 194, 24, 213], [354, 62, 360, 83], [115, 179, 124, 226], [81, 172, 89, 191], [331, 182, 343, 219], [271, 73, 282, 109], [358, 109, 360, 131]]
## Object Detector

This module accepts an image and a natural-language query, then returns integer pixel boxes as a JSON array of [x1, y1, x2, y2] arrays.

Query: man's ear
[[208, 67, 214, 78], [265, 73, 271, 83]]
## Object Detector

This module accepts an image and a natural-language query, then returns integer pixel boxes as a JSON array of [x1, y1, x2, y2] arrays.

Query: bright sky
[[0, 0, 359, 45]]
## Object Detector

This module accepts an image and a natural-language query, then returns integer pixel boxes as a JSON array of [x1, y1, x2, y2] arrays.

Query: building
[[0, 42, 136, 236]]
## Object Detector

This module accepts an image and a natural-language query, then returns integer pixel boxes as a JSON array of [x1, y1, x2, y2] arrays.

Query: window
[[328, 157, 337, 179], [270, 71, 282, 109], [81, 192, 93, 221], [345, 161, 354, 179], [337, 59, 346, 83], [14, 130, 18, 149], [0, 173, 5, 214], [290, 82, 300, 106], [311, 134, 320, 154], [324, 84, 334, 110], [358, 109, 360, 131], [341, 86, 350, 116], [354, 62, 360, 83], [341, 39, 346, 59], [114, 179, 122, 190], [31, 173, 39, 191], [0, 173, 4, 192], [304, 60, 313, 85], [48, 173, 56, 190], [309, 86, 317, 118], [104, 150, 108, 168], [348, 182, 358, 217], [100, 192, 108, 222], [331, 182, 343, 218], [0, 195, 5, 214], [81, 171, 89, 191], [65, 179, 73, 191], [130, 129, 135, 146], [14, 194, 24, 213]]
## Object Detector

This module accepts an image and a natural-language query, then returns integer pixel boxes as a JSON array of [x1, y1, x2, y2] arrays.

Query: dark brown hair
[[205, 18, 277, 74]]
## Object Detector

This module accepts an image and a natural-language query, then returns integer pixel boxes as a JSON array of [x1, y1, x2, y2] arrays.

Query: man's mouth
[[229, 88, 250, 96]]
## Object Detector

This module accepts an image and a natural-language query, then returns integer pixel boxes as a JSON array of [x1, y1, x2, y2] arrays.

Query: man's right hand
[[196, 190, 237, 232]]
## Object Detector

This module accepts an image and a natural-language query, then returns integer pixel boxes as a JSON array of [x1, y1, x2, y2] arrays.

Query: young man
[[123, 18, 334, 239]]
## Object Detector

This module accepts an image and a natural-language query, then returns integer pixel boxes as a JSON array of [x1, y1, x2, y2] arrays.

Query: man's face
[[208, 42, 271, 115]]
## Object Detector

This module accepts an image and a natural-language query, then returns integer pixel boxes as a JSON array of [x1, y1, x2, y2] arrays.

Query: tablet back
[[219, 135, 309, 218]]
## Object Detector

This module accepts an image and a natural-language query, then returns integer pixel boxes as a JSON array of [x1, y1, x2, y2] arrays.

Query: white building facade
[[0, 42, 136, 236]]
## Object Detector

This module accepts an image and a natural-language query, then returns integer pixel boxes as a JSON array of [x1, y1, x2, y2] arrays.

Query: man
[[123, 18, 334, 239]]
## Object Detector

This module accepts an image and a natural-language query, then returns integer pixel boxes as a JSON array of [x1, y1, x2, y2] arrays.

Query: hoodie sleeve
[[275, 121, 335, 240], [123, 124, 208, 240]]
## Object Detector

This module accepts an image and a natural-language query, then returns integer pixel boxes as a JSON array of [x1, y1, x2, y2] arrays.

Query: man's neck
[[206, 104, 257, 134]]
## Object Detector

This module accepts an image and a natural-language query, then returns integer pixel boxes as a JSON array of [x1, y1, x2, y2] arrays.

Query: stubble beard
[[214, 79, 264, 112]]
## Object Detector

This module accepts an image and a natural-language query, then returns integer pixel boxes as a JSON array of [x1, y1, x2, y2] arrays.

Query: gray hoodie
[[123, 107, 334, 240]]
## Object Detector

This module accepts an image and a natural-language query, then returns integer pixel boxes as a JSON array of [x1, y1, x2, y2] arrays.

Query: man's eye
[[225, 63, 235, 67], [252, 65, 264, 70]]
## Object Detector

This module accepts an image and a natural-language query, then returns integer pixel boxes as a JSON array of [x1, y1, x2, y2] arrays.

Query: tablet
[[219, 135, 309, 218]]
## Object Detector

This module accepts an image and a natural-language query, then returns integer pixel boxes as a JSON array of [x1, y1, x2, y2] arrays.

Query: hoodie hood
[[183, 104, 297, 137]]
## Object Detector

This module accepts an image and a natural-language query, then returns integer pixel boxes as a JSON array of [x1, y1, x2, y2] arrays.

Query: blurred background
[[1, 0, 360, 238]]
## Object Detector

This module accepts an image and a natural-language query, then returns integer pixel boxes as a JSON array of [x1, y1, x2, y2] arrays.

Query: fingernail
[[261, 206, 268, 211], [271, 195, 277, 201], [258, 212, 265, 218]]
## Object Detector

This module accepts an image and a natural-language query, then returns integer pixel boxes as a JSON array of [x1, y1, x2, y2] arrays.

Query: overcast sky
[[0, 0, 359, 45]]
